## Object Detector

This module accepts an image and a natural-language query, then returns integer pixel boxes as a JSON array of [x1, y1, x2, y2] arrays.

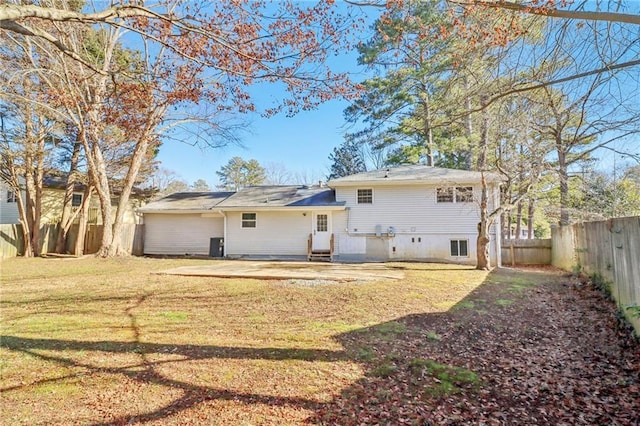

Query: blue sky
[[157, 96, 355, 186], [154, 1, 640, 187]]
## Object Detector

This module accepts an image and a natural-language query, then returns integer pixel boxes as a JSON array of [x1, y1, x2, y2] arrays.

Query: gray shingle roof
[[217, 186, 344, 208], [139, 192, 234, 212], [328, 165, 503, 186], [139, 186, 344, 212]]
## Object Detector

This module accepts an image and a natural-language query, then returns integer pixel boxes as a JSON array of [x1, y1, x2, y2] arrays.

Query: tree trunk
[[462, 77, 474, 171], [420, 78, 434, 167], [74, 185, 93, 255], [108, 135, 152, 256], [558, 144, 569, 225], [476, 95, 491, 270], [92, 144, 113, 257], [55, 140, 82, 253], [527, 198, 535, 239], [515, 199, 523, 239]]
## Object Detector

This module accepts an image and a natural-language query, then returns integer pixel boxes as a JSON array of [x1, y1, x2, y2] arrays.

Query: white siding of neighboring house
[[333, 184, 501, 266], [0, 182, 22, 224], [144, 213, 223, 255], [225, 210, 312, 257]]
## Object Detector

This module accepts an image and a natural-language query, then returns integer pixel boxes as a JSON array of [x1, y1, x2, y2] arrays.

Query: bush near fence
[[552, 216, 640, 336], [0, 223, 144, 259]]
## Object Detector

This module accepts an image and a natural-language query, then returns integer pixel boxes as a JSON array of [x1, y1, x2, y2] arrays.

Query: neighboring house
[[0, 179, 23, 224], [140, 165, 503, 266], [0, 176, 145, 225]]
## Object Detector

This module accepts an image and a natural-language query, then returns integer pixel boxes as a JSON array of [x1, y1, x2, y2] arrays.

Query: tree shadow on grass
[[2, 268, 638, 425], [310, 268, 640, 425]]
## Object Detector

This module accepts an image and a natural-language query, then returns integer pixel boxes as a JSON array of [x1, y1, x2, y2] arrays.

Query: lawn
[[0, 257, 488, 425]]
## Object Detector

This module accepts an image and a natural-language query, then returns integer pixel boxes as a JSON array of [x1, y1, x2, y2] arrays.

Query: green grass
[[425, 331, 442, 341], [409, 358, 480, 397], [0, 257, 490, 425]]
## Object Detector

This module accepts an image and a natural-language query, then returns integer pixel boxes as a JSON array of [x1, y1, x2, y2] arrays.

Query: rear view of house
[[139, 165, 502, 266]]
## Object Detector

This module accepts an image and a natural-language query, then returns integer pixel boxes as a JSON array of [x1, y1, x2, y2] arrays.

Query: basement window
[[241, 212, 257, 228], [450, 240, 469, 257]]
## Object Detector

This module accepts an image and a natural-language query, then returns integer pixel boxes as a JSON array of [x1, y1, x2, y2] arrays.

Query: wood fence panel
[[1, 223, 144, 259], [0, 224, 23, 259], [501, 239, 551, 265], [552, 216, 640, 335]]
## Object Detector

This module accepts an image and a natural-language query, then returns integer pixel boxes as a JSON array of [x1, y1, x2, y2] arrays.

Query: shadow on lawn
[[0, 269, 523, 425], [4, 268, 633, 425]]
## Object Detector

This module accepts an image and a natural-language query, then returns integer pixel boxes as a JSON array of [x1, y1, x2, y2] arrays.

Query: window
[[241, 212, 257, 228], [6, 190, 17, 203], [316, 214, 328, 232], [72, 194, 83, 207], [455, 186, 473, 203], [450, 240, 469, 257], [357, 188, 373, 204], [436, 187, 454, 203], [437, 187, 473, 203]]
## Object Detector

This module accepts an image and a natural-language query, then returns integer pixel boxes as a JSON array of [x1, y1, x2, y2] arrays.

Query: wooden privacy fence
[[0, 223, 144, 259], [501, 239, 552, 265], [552, 216, 640, 335]]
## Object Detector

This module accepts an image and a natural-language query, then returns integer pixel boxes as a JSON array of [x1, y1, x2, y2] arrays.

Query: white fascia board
[[329, 179, 502, 187], [218, 205, 346, 212], [139, 209, 218, 214]]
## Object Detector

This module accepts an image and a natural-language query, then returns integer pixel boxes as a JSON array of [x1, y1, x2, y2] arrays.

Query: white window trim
[[241, 212, 257, 228], [450, 239, 469, 257], [356, 188, 374, 204]]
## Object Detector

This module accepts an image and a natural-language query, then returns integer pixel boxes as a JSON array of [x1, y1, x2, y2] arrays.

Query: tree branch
[[450, 1, 640, 25]]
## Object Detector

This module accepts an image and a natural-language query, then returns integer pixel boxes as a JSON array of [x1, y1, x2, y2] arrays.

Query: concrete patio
[[156, 260, 405, 282]]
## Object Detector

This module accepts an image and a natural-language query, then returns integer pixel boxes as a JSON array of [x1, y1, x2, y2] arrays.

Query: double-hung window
[[357, 189, 373, 204], [437, 187, 473, 203], [241, 212, 257, 228], [6, 190, 17, 203], [72, 194, 83, 207]]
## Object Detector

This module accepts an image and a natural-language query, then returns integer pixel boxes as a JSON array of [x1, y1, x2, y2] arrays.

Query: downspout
[[217, 210, 227, 257]]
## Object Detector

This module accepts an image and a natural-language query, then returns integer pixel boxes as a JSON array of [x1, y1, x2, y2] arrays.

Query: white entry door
[[312, 212, 331, 251]]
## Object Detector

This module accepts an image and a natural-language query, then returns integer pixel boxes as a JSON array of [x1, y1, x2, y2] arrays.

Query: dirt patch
[[313, 267, 640, 425], [157, 260, 405, 282]]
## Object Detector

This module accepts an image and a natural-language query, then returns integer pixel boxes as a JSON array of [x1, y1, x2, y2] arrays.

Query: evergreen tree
[[327, 138, 367, 180], [216, 157, 265, 191]]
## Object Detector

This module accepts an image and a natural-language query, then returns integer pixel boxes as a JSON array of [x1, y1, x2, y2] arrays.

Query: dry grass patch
[[1, 257, 487, 424]]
